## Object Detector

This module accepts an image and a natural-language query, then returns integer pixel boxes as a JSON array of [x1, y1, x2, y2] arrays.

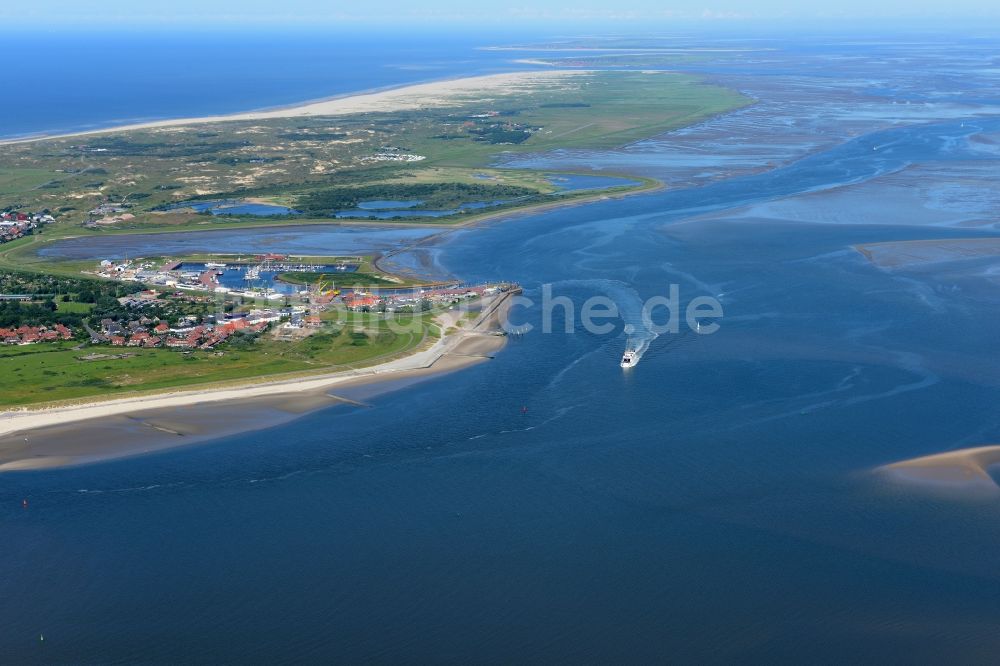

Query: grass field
[[55, 300, 94, 313], [403, 71, 748, 166], [0, 167, 60, 197], [0, 312, 431, 407]]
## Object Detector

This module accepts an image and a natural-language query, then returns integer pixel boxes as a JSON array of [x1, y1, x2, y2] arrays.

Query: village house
[[0, 323, 74, 345], [343, 293, 382, 310], [0, 211, 52, 244]]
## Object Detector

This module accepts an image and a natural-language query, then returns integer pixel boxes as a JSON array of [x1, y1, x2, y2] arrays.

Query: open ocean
[[1, 29, 547, 140], [5, 30, 1000, 663]]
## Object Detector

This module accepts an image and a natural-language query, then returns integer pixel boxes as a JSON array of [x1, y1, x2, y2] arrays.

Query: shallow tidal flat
[[0, 336, 509, 469], [719, 161, 1000, 229], [855, 237, 1000, 269], [0, 393, 345, 471], [0, 342, 502, 470]]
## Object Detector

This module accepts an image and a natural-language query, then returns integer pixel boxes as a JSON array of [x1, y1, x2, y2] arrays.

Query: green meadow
[[0, 312, 432, 407]]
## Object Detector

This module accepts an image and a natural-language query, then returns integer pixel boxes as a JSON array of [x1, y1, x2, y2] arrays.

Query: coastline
[[0, 70, 586, 145], [0, 66, 708, 469], [0, 290, 515, 470]]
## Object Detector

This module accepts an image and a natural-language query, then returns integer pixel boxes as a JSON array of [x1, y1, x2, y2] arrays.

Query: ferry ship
[[204, 262, 227, 269], [620, 349, 638, 368]]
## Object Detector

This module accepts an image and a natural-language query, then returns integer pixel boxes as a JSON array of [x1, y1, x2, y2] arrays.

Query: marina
[[98, 256, 363, 298]]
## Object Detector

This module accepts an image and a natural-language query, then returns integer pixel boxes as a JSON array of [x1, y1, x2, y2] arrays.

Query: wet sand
[[0, 293, 513, 471], [877, 446, 1000, 497]]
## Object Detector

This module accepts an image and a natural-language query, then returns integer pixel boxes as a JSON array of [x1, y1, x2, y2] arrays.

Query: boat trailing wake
[[554, 279, 659, 366]]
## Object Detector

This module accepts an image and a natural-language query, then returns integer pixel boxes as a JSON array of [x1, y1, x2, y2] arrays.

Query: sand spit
[[876, 445, 1000, 497], [0, 292, 515, 471], [0, 71, 587, 144]]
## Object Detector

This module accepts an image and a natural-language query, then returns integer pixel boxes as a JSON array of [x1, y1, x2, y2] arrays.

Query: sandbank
[[876, 445, 1000, 497]]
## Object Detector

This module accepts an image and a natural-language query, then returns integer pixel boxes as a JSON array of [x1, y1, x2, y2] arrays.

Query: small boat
[[621, 350, 637, 368]]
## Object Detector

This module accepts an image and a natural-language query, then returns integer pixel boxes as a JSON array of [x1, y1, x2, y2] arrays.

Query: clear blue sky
[[4, 0, 998, 26]]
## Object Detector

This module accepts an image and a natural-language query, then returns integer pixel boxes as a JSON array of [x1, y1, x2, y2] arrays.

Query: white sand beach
[[0, 71, 586, 144]]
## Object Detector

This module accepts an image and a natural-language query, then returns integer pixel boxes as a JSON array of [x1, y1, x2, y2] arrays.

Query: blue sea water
[[5, 32, 1000, 663], [0, 29, 546, 140]]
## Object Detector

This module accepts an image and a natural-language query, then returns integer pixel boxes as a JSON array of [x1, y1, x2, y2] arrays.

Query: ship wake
[[554, 279, 658, 366]]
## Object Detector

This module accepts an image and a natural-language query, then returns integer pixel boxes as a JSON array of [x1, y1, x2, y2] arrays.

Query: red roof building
[[343, 294, 381, 310]]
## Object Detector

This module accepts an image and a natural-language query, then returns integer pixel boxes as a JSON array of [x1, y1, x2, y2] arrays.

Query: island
[[0, 68, 750, 468]]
